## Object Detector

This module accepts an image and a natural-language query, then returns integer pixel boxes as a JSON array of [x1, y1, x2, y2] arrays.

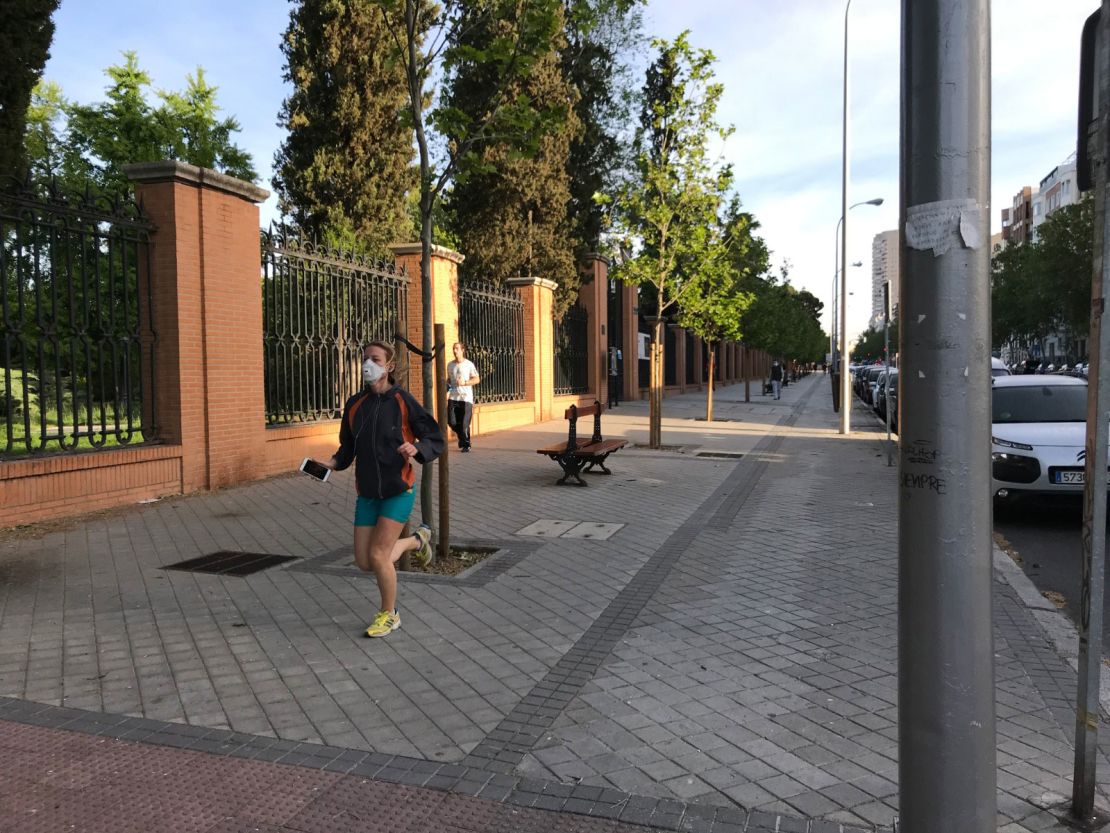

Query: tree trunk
[[706, 345, 715, 422], [649, 318, 664, 448]]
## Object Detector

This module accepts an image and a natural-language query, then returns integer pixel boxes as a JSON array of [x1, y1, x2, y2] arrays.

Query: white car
[[991, 375, 1100, 501], [991, 357, 1010, 377]]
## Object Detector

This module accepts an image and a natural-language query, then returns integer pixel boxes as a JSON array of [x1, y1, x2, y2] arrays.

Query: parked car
[[861, 366, 886, 405], [886, 369, 900, 432], [991, 375, 1102, 502], [991, 357, 1010, 377], [875, 368, 898, 425]]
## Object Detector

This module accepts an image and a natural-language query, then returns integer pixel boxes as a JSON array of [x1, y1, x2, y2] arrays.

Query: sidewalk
[[0, 374, 1107, 832]]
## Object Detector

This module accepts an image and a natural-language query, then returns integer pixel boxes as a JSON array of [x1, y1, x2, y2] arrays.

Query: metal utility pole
[[898, 1, 996, 831], [1072, 4, 1110, 822], [838, 0, 853, 434], [883, 281, 893, 467]]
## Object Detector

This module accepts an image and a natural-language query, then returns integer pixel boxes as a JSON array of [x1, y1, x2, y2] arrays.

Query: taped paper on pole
[[904, 198, 984, 256]]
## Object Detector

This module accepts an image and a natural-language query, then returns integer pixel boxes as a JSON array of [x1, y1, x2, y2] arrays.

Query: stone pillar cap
[[389, 242, 465, 264], [506, 276, 558, 291], [123, 160, 270, 203]]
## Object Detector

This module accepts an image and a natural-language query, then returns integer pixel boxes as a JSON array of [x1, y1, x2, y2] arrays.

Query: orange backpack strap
[[347, 392, 368, 431], [395, 392, 418, 444], [395, 391, 417, 487]]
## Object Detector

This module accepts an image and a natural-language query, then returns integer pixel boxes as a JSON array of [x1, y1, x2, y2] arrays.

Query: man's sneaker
[[411, 524, 432, 569], [364, 610, 401, 638]]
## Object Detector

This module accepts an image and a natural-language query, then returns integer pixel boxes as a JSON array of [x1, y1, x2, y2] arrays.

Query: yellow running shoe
[[364, 610, 401, 638], [411, 524, 432, 569]]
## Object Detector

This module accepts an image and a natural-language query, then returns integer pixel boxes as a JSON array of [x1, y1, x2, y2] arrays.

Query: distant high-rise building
[[1003, 185, 1036, 245], [871, 229, 900, 329], [1032, 152, 1078, 240]]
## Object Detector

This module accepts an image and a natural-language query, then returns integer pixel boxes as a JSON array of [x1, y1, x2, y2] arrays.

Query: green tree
[[273, 0, 416, 255], [677, 202, 763, 419], [608, 32, 733, 448], [22, 80, 79, 184], [444, 4, 582, 311], [561, 0, 643, 252], [0, 0, 59, 178], [990, 196, 1092, 359], [54, 52, 256, 200], [740, 262, 827, 369], [371, 0, 566, 527]]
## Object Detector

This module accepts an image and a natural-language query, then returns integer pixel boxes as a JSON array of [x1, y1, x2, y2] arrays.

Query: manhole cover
[[696, 452, 744, 459], [163, 551, 298, 577]]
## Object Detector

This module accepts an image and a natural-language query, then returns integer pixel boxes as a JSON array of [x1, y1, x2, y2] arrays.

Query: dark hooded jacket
[[333, 385, 444, 500]]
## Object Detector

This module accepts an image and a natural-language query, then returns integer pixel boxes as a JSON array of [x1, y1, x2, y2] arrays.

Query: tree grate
[[695, 452, 744, 459], [163, 551, 298, 577]]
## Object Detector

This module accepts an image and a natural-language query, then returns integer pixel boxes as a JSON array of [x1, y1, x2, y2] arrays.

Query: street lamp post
[[831, 198, 882, 407], [837, 2, 884, 434]]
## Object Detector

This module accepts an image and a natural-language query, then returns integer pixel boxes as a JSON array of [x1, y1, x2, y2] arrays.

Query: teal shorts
[[354, 489, 416, 526]]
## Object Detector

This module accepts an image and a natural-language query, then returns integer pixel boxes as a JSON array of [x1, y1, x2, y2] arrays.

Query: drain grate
[[696, 452, 744, 459], [163, 551, 298, 577]]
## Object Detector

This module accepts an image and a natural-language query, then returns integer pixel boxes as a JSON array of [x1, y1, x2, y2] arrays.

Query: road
[[994, 498, 1110, 650]]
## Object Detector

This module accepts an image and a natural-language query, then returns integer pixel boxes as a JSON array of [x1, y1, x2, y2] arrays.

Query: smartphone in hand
[[299, 458, 331, 482]]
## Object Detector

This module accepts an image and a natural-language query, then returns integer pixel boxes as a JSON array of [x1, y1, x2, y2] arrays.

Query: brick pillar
[[693, 338, 704, 389], [672, 325, 687, 392], [579, 254, 609, 405], [390, 244, 464, 404], [508, 277, 557, 421], [125, 161, 269, 493], [622, 283, 639, 401]]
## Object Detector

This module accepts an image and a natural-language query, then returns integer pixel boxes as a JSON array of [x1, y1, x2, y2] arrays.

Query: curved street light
[[838, 0, 882, 434], [832, 199, 883, 358], [831, 196, 883, 418]]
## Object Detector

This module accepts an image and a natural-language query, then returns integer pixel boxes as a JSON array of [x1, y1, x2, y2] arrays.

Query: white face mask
[[362, 359, 386, 384]]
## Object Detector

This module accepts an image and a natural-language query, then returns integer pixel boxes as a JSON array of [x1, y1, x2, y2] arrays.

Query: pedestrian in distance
[[446, 342, 481, 452], [314, 341, 443, 638], [770, 359, 784, 400]]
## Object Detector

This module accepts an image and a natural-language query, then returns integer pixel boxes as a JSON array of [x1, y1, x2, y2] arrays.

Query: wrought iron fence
[[261, 225, 408, 424], [458, 282, 525, 403], [1, 181, 155, 458], [553, 303, 589, 396]]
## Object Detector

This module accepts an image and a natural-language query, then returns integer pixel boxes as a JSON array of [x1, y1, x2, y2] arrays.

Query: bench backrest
[[565, 400, 604, 448]]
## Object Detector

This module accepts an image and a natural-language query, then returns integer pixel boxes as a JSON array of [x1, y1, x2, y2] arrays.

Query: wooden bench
[[536, 400, 627, 486]]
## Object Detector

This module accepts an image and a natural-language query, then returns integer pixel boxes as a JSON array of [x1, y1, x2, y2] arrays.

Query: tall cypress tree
[[273, 0, 415, 254], [445, 3, 582, 310], [561, 0, 643, 253], [0, 0, 60, 178]]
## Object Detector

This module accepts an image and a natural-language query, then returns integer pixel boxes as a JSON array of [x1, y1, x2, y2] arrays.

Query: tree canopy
[[992, 195, 1092, 357], [0, 0, 59, 178], [24, 52, 255, 200], [607, 32, 733, 445], [273, 0, 417, 256], [444, 2, 582, 309]]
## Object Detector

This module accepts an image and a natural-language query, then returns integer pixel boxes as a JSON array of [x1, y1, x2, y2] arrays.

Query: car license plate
[[1055, 471, 1085, 484]]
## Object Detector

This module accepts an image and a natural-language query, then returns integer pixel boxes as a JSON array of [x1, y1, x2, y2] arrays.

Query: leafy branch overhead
[[23, 51, 255, 201]]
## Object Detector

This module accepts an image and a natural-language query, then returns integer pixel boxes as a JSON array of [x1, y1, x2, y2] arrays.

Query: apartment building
[[870, 229, 900, 329]]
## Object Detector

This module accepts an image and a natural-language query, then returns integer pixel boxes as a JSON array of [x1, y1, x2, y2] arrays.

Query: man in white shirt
[[446, 342, 481, 452]]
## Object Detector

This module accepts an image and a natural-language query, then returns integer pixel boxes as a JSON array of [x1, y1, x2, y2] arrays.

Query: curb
[[992, 544, 1110, 715]]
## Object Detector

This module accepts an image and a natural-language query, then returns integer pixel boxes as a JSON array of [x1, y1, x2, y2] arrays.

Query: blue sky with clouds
[[42, 1, 1095, 342]]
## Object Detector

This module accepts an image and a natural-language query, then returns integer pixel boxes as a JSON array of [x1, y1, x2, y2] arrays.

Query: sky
[[40, 1, 1096, 345]]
